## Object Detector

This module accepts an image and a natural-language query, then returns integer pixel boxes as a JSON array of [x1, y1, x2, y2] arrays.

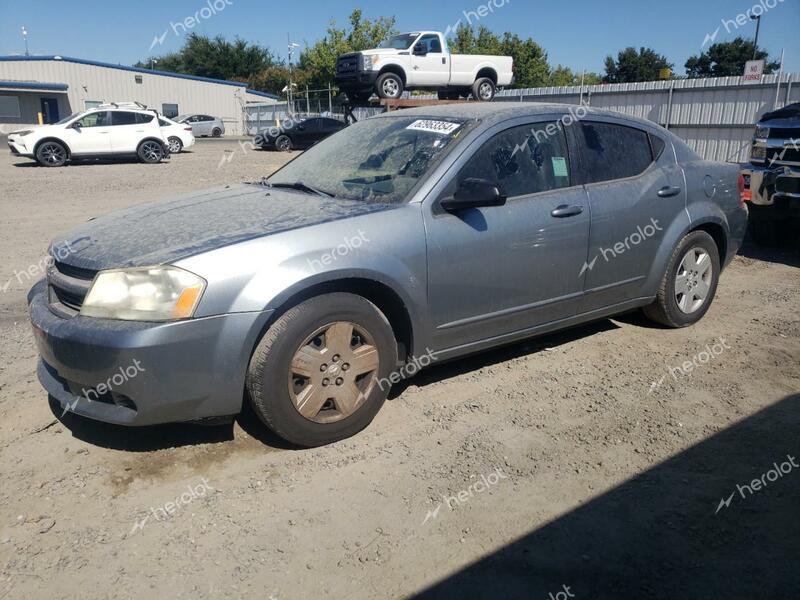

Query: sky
[[1, 0, 798, 75]]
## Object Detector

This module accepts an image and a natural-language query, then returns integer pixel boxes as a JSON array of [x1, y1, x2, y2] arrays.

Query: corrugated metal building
[[0, 55, 278, 135]]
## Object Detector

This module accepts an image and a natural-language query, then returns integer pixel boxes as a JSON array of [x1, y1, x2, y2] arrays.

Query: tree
[[685, 37, 780, 78], [299, 9, 396, 89], [548, 65, 602, 87], [448, 24, 550, 88], [136, 33, 278, 82], [603, 47, 673, 83]]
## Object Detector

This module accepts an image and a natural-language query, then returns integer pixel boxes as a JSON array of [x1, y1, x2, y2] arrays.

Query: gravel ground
[[0, 139, 798, 599]]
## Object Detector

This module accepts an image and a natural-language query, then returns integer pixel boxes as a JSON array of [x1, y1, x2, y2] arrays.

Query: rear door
[[62, 111, 112, 154], [109, 111, 152, 153], [423, 118, 590, 351], [572, 120, 684, 312]]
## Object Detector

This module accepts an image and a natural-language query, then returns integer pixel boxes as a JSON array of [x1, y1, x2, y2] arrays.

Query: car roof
[[371, 102, 658, 130]]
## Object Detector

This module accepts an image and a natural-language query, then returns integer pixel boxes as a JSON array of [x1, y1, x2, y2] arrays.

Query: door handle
[[657, 186, 682, 198], [551, 204, 584, 218], [442, 57, 446, 64]]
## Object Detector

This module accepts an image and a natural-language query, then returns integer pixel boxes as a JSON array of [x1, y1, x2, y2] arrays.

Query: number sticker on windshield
[[406, 120, 462, 135]]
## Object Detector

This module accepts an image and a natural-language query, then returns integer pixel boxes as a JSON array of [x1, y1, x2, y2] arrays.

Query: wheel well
[[138, 137, 167, 150], [262, 279, 414, 363], [34, 137, 71, 158], [692, 222, 727, 263], [476, 68, 498, 84], [378, 65, 407, 86]]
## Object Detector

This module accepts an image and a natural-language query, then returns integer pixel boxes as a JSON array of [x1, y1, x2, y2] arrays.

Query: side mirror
[[441, 178, 507, 212], [413, 43, 427, 56], [71, 122, 81, 130]]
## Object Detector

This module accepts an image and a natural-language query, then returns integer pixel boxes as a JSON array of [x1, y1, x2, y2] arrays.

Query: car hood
[[50, 184, 394, 271]]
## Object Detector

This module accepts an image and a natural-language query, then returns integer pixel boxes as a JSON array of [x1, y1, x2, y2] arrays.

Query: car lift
[[342, 97, 471, 123]]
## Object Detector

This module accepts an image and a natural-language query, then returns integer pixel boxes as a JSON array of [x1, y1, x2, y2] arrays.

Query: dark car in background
[[741, 102, 800, 244], [256, 116, 346, 151]]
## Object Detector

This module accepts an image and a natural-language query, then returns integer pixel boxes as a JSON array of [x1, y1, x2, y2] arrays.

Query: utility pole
[[751, 14, 762, 60], [21, 26, 29, 56], [287, 36, 300, 116]]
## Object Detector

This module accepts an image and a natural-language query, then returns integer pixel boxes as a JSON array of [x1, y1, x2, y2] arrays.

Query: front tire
[[376, 72, 404, 100], [275, 134, 292, 152], [642, 231, 720, 328], [246, 293, 398, 447], [167, 136, 183, 153], [137, 140, 165, 164], [471, 77, 496, 101], [35, 141, 68, 167]]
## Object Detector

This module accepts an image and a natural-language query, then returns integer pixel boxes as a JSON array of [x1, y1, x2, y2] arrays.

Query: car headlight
[[754, 126, 770, 140], [81, 266, 206, 321], [363, 55, 377, 69], [750, 145, 767, 160], [11, 129, 34, 136]]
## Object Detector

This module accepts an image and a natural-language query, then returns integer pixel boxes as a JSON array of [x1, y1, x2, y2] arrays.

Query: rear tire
[[246, 293, 398, 447], [137, 140, 165, 164], [167, 136, 183, 153], [212, 127, 222, 137], [471, 77, 496, 101], [642, 231, 720, 328], [35, 140, 68, 167]]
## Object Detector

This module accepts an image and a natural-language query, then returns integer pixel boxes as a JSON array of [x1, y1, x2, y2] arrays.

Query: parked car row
[[6, 103, 227, 167]]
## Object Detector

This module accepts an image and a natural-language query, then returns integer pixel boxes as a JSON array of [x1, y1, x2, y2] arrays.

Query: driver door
[[411, 34, 448, 86], [62, 111, 112, 154], [423, 119, 590, 351]]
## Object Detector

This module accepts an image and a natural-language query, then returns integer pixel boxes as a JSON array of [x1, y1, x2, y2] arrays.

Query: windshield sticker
[[406, 120, 462, 135], [551, 156, 569, 178]]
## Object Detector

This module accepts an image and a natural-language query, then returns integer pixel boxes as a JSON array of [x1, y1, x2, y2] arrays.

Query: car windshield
[[268, 116, 474, 204], [379, 34, 419, 49], [55, 112, 83, 125]]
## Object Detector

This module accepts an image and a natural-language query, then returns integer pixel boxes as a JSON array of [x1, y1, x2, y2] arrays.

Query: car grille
[[336, 54, 360, 77], [768, 128, 800, 140], [47, 259, 97, 316], [765, 146, 800, 166], [776, 176, 800, 195]]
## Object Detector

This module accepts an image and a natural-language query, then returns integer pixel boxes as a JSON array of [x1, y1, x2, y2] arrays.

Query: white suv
[[7, 102, 169, 167]]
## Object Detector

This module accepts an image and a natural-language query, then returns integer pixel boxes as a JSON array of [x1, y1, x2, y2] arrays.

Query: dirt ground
[[0, 139, 798, 600]]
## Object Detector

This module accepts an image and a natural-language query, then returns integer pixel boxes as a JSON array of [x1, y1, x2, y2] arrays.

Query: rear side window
[[111, 112, 137, 126], [577, 122, 653, 183], [452, 123, 572, 198], [649, 133, 666, 160], [135, 112, 155, 124]]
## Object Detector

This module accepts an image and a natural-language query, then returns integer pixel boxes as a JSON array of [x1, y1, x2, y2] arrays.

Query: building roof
[[0, 55, 279, 99], [0, 80, 68, 92]]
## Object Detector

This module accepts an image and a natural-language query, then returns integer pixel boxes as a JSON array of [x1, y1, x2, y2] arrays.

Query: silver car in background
[[29, 103, 748, 447], [175, 114, 225, 137]]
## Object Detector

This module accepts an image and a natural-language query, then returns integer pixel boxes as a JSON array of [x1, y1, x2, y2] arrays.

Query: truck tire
[[246, 293, 398, 447], [376, 73, 404, 99], [472, 77, 496, 101]]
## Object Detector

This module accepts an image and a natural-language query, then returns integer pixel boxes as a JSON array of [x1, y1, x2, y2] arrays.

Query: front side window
[[445, 123, 572, 199], [162, 103, 179, 118], [268, 116, 475, 204], [75, 111, 110, 127], [577, 122, 654, 184], [417, 34, 442, 53]]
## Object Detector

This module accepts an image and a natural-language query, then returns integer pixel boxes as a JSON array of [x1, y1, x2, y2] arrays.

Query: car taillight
[[737, 173, 748, 206], [184, 127, 193, 131]]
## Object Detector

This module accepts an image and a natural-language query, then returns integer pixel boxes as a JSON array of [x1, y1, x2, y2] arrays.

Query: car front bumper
[[335, 69, 380, 93], [28, 280, 273, 426], [742, 164, 800, 206], [7, 136, 33, 157]]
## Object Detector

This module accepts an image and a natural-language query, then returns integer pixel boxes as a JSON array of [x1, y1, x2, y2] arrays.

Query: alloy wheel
[[675, 246, 713, 314], [382, 78, 400, 98], [288, 321, 380, 424], [168, 137, 182, 153], [479, 82, 494, 100], [141, 141, 163, 162], [39, 142, 66, 165]]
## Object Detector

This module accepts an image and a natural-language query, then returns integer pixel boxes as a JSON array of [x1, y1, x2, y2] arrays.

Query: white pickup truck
[[335, 31, 514, 103]]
